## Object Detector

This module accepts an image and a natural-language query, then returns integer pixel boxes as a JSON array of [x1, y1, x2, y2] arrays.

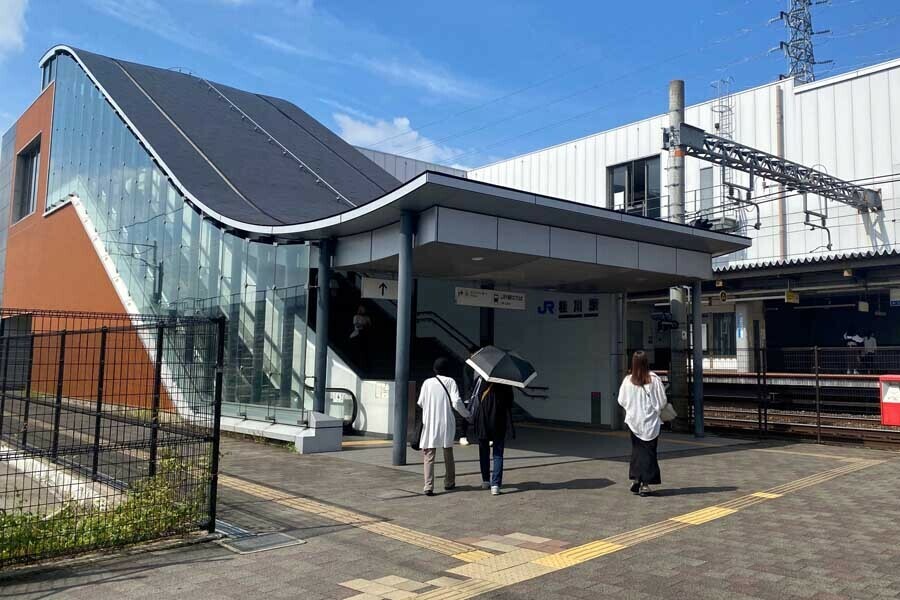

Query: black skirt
[[629, 432, 661, 485]]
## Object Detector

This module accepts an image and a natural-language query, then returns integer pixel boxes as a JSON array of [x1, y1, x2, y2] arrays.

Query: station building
[[7, 43, 896, 443], [465, 59, 900, 369]]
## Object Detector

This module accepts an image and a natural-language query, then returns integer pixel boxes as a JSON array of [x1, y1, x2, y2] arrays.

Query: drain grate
[[218, 532, 306, 554], [215, 520, 252, 539]]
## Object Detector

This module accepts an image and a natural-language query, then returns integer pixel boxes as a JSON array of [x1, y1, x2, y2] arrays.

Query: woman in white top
[[617, 351, 667, 497], [418, 357, 470, 496]]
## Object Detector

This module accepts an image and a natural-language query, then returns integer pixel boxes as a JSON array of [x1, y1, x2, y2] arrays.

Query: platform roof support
[[314, 239, 332, 414], [392, 212, 416, 466], [692, 280, 704, 437]]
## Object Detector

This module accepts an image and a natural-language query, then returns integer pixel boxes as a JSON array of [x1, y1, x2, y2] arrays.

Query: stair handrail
[[414, 311, 549, 400], [416, 311, 478, 350]]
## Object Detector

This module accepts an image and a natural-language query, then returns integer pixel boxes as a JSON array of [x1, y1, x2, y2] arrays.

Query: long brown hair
[[629, 351, 651, 386]]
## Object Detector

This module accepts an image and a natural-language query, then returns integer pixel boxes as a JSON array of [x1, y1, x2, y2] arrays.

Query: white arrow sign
[[361, 277, 398, 300]]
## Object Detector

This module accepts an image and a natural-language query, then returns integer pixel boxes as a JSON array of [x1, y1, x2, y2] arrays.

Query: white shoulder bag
[[654, 377, 677, 422]]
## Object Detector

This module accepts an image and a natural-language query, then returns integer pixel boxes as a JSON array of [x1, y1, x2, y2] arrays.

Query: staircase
[[313, 273, 466, 386], [316, 274, 544, 422]]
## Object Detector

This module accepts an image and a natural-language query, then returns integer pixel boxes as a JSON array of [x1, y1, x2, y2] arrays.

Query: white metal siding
[[468, 58, 900, 271], [354, 147, 467, 182]]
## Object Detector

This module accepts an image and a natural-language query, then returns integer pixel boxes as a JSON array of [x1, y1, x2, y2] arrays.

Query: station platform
[[4, 428, 898, 600]]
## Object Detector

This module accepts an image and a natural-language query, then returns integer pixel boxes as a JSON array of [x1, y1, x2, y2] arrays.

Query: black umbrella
[[465, 345, 537, 389]]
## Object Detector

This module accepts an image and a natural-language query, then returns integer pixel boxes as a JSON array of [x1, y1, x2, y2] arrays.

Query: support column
[[609, 292, 627, 428], [392, 212, 416, 466], [669, 286, 689, 431], [692, 280, 704, 437], [313, 239, 332, 414]]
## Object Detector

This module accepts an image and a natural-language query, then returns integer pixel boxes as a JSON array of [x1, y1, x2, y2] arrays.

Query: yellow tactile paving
[[716, 494, 770, 512], [604, 520, 690, 546], [463, 548, 547, 571], [670, 505, 738, 525], [342, 440, 393, 447], [415, 578, 502, 600], [751, 491, 783, 499], [533, 540, 626, 568], [453, 550, 494, 563], [475, 562, 559, 586], [749, 447, 867, 461], [219, 474, 480, 557]]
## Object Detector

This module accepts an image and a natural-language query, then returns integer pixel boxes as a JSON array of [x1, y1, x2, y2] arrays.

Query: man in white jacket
[[418, 358, 470, 496]]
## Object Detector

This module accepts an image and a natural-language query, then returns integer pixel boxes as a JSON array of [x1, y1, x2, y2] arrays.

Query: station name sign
[[454, 287, 526, 310]]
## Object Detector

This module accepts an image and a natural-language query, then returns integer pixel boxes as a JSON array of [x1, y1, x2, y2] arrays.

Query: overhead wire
[[394, 8, 900, 166], [364, 0, 759, 150]]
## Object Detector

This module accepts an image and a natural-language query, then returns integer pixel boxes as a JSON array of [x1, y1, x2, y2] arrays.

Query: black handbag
[[409, 377, 453, 451], [410, 418, 424, 451]]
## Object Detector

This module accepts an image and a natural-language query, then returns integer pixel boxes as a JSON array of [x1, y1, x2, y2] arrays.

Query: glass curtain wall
[[44, 52, 315, 423], [0, 125, 16, 306]]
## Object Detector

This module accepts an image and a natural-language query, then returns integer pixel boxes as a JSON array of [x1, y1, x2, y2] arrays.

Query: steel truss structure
[[664, 122, 882, 212]]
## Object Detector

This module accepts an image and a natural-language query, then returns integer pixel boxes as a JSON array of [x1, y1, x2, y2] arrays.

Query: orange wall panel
[[3, 84, 171, 410]]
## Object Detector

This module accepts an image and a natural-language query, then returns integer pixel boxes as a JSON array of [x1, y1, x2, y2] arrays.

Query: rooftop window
[[608, 155, 661, 219]]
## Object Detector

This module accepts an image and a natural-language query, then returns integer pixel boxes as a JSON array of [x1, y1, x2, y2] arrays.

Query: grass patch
[[1, 453, 209, 565]]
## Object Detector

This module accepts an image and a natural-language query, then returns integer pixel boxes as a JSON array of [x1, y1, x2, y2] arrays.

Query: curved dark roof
[[53, 47, 399, 227]]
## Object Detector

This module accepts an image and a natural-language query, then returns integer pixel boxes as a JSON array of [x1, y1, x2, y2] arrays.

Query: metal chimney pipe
[[668, 79, 685, 224]]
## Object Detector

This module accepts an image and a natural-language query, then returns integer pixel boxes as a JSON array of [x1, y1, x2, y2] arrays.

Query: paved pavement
[[3, 427, 899, 600]]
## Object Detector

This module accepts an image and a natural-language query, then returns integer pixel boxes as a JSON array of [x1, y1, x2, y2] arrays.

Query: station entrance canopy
[[313, 172, 750, 292]]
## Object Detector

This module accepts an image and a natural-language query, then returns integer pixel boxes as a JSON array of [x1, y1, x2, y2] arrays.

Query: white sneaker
[[491, 486, 501, 496], [489, 440, 493, 447], [459, 437, 470, 446]]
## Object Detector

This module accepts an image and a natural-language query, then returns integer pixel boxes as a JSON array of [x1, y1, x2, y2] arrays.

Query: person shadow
[[652, 485, 738, 497], [454, 478, 615, 495]]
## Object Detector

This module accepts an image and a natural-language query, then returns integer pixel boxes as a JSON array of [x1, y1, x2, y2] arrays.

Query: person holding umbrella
[[466, 346, 537, 496], [472, 380, 514, 495]]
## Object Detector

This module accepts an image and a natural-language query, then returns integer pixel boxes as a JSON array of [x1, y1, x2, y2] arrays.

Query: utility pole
[[667, 79, 690, 431]]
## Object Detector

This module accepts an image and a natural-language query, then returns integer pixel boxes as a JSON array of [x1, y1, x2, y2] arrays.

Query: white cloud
[[252, 33, 331, 62], [88, 0, 218, 55], [358, 57, 484, 101], [0, 0, 28, 62], [251, 8, 488, 101], [333, 113, 467, 168], [318, 98, 375, 122]]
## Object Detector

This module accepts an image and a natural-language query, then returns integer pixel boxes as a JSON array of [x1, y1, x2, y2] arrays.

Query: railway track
[[705, 405, 900, 449]]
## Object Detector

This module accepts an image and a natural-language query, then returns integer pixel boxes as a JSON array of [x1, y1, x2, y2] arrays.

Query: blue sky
[[1, 0, 898, 168]]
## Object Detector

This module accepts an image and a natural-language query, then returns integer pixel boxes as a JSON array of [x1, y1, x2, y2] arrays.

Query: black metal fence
[[696, 346, 900, 444], [0, 309, 224, 566]]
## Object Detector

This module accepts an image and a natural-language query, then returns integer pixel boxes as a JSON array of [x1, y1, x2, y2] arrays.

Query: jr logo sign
[[537, 300, 555, 315]]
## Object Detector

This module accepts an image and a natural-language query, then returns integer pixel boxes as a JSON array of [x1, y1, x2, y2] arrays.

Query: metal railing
[[415, 310, 550, 401], [0, 309, 224, 565], [694, 346, 899, 444]]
